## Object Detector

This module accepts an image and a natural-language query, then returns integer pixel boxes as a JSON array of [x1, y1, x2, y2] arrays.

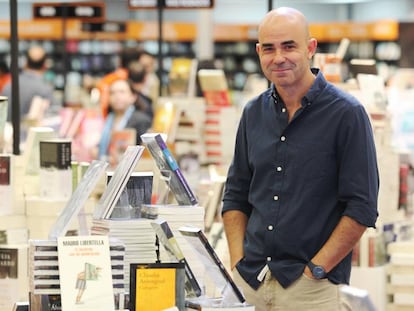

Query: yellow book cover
[[130, 262, 185, 311]]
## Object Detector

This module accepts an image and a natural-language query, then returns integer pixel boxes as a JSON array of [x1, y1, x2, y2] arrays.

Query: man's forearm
[[309, 215, 367, 274], [222, 210, 248, 270]]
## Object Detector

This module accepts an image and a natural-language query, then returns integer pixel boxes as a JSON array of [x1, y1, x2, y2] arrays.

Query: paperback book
[[141, 133, 198, 206], [129, 262, 185, 311], [151, 219, 202, 298], [39, 138, 72, 199], [48, 159, 108, 240], [178, 226, 246, 306], [93, 145, 145, 220], [57, 235, 115, 311]]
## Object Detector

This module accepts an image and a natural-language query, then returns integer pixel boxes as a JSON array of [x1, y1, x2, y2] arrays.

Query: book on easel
[[141, 133, 198, 206], [48, 159, 108, 240], [178, 226, 250, 309], [93, 145, 145, 219], [151, 219, 202, 298]]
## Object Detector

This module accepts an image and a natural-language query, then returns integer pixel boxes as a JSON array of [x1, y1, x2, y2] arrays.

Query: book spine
[[154, 134, 198, 205]]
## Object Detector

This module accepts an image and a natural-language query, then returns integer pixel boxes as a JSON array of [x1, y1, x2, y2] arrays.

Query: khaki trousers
[[233, 269, 352, 311]]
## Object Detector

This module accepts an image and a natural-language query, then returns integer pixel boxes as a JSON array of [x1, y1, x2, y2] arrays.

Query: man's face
[[256, 15, 316, 88]]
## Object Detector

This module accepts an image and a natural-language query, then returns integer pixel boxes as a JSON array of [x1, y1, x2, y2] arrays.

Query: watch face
[[312, 266, 326, 279]]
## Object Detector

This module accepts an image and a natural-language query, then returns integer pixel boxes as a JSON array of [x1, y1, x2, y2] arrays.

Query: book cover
[[0, 154, 12, 215], [107, 171, 153, 219], [22, 127, 56, 176], [168, 58, 198, 97], [0, 245, 29, 311], [129, 262, 185, 311], [57, 235, 115, 311], [48, 159, 108, 240], [39, 139, 72, 199], [141, 133, 198, 206], [151, 219, 202, 298], [93, 145, 145, 220], [108, 129, 137, 169], [178, 226, 245, 304]]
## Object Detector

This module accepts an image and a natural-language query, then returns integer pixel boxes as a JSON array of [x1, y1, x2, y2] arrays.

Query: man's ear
[[308, 38, 318, 59]]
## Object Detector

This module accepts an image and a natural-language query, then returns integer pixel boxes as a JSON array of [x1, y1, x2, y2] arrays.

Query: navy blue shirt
[[222, 69, 379, 289]]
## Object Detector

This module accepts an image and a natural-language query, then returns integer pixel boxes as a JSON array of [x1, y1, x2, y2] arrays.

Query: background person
[[96, 78, 151, 162], [221, 7, 379, 311], [2, 45, 58, 122]]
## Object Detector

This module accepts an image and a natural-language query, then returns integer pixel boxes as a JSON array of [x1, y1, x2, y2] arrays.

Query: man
[[221, 7, 379, 311], [2, 45, 57, 121]]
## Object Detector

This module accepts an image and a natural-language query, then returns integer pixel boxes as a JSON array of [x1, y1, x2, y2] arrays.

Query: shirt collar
[[270, 68, 328, 108]]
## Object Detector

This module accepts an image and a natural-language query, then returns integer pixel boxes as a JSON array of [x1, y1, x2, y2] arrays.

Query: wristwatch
[[307, 261, 327, 279]]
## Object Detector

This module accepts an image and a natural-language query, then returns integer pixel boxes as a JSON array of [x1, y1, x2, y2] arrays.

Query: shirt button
[[276, 166, 282, 172], [267, 256, 272, 262], [280, 136, 286, 142], [282, 108, 286, 113], [268, 225, 273, 231], [273, 195, 279, 201]]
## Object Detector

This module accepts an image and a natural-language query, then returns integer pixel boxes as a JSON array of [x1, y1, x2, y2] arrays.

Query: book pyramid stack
[[28, 238, 126, 295], [90, 218, 157, 290]]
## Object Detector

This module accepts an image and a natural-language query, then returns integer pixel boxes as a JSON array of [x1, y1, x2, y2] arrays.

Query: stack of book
[[386, 241, 414, 310], [27, 239, 125, 301], [90, 218, 157, 290]]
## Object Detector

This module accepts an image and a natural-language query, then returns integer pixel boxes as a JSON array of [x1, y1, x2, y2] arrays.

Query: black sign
[[82, 22, 126, 33], [128, 0, 214, 9], [33, 2, 105, 20]]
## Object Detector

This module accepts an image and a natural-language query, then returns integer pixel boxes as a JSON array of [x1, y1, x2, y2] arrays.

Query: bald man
[[2, 45, 57, 122], [222, 7, 379, 310]]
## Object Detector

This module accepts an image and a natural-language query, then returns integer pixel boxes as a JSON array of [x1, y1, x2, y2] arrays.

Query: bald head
[[26, 45, 47, 70], [258, 7, 310, 41]]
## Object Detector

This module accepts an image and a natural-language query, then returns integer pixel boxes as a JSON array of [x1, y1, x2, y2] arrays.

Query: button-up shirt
[[222, 69, 379, 289]]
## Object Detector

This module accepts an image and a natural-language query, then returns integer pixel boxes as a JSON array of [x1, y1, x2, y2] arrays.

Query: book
[[0, 228, 29, 244], [168, 58, 198, 97], [48, 159, 108, 240], [39, 138, 72, 199], [197, 69, 231, 107], [107, 171, 153, 219], [0, 245, 29, 311], [151, 219, 202, 298], [57, 235, 115, 310], [93, 145, 145, 220], [0, 154, 13, 215], [108, 128, 137, 169], [28, 239, 125, 296], [141, 133, 198, 206], [178, 226, 246, 305], [129, 262, 185, 311], [22, 127, 56, 176]]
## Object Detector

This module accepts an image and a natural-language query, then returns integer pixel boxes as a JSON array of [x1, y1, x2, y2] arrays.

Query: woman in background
[[97, 78, 152, 163]]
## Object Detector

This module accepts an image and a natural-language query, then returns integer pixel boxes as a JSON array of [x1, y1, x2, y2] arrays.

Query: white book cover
[[0, 244, 29, 310], [57, 235, 115, 311]]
